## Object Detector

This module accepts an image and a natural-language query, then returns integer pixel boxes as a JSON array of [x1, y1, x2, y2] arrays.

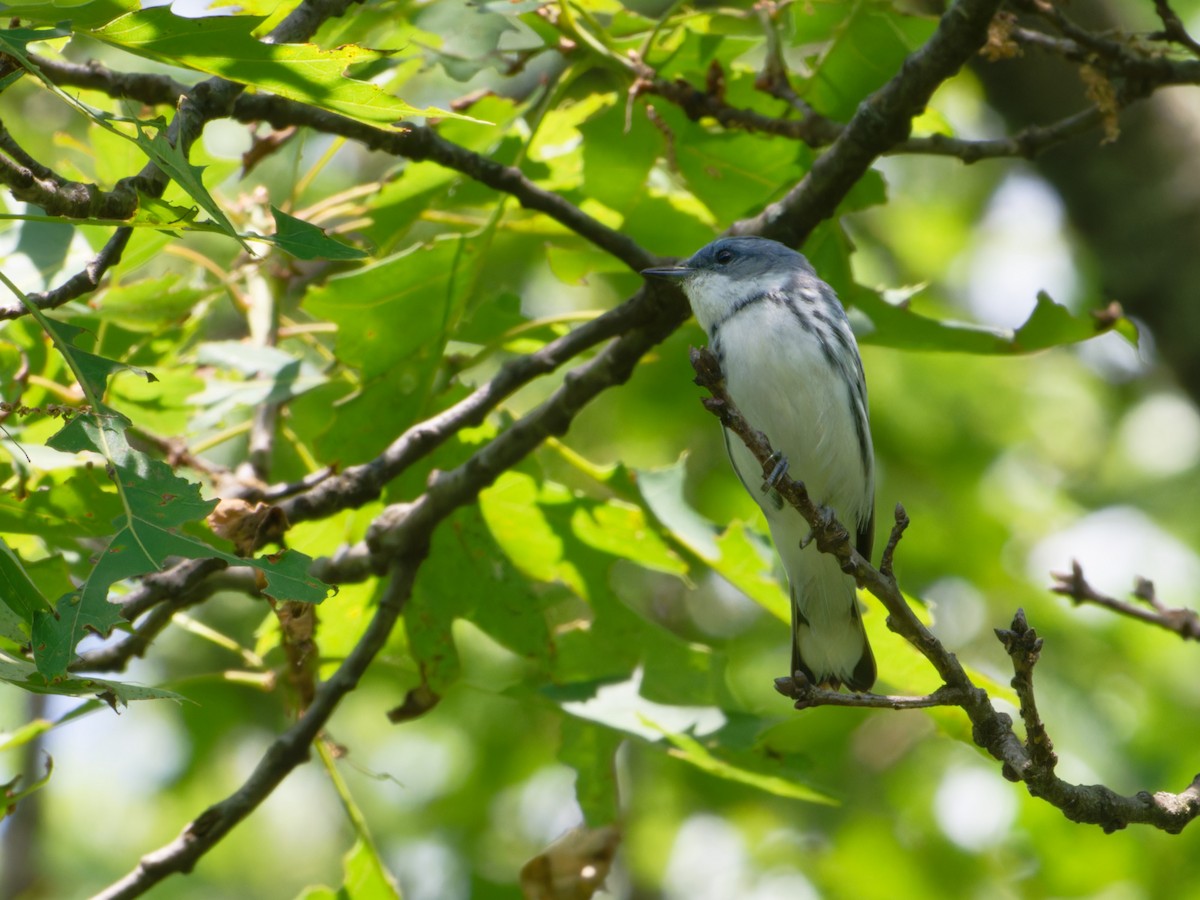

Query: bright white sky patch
[[1118, 392, 1200, 477], [934, 766, 1017, 851], [964, 173, 1079, 329], [1028, 506, 1200, 604]]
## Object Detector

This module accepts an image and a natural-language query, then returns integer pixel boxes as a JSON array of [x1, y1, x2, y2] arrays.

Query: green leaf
[[0, 656, 184, 702], [32, 415, 329, 677], [269, 207, 368, 261], [644, 716, 836, 805], [479, 472, 586, 591], [124, 118, 246, 246], [0, 539, 54, 626], [558, 714, 622, 825], [0, 0, 137, 29], [42, 320, 157, 400], [306, 239, 466, 459], [852, 289, 1137, 354], [0, 24, 70, 55], [796, 1, 937, 121], [0, 468, 121, 540], [96, 274, 209, 332], [481, 472, 642, 685], [189, 342, 328, 430], [0, 718, 53, 752], [306, 239, 465, 379], [804, 225, 1138, 354], [406, 505, 553, 692], [672, 121, 810, 223], [90, 9, 478, 130], [570, 498, 687, 577], [579, 99, 661, 216], [295, 839, 402, 900], [636, 458, 788, 621], [1012, 291, 1139, 352], [0, 754, 51, 824]]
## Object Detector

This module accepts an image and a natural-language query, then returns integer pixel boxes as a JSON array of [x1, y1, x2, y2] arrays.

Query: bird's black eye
[[715, 248, 734, 265]]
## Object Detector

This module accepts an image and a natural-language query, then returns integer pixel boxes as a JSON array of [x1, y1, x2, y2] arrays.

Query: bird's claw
[[761, 451, 788, 493]]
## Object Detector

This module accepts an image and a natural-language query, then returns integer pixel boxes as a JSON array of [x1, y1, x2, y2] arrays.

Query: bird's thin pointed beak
[[642, 265, 691, 279]]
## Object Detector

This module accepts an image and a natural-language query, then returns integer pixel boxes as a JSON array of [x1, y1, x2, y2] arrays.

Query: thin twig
[[1151, 0, 1200, 57], [73, 570, 262, 674], [893, 107, 1105, 161], [689, 344, 1200, 834], [879, 503, 909, 581], [994, 609, 1057, 771], [774, 675, 970, 710], [1051, 560, 1200, 641]]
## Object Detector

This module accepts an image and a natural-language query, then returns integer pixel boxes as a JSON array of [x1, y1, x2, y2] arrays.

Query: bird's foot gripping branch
[[689, 345, 1200, 834]]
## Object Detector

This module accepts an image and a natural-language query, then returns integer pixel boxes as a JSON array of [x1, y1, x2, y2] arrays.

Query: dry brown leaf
[[207, 498, 290, 557], [519, 825, 620, 900]]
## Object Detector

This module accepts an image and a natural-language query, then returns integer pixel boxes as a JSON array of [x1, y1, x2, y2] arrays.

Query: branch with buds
[[690, 344, 1200, 834]]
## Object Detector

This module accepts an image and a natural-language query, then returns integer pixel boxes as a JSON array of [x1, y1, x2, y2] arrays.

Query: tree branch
[[0, 228, 133, 319], [72, 570, 262, 674], [775, 677, 971, 711], [1051, 560, 1200, 641], [1151, 0, 1200, 58], [91, 280, 692, 898], [92, 557, 422, 900], [892, 106, 1105, 161], [732, 0, 1006, 245], [0, 0, 368, 322], [0, 125, 141, 218], [278, 285, 686, 528], [690, 345, 1200, 834]]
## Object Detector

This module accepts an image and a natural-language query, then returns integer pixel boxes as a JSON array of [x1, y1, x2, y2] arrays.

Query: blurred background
[[2, 0, 1200, 897]]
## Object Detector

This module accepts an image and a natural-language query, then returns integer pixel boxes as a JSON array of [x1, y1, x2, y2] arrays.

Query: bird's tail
[[788, 546, 875, 692]]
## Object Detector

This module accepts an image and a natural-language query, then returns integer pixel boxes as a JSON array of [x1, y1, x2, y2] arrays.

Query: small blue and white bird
[[644, 236, 876, 691]]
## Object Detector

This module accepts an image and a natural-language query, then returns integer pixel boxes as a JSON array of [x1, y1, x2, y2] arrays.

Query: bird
[[643, 236, 876, 692]]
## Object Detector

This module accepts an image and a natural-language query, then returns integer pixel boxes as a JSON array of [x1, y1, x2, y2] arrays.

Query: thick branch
[[93, 281, 691, 898], [73, 569, 261, 674], [733, 0, 1005, 245], [0, 152, 140, 219], [278, 285, 685, 527], [93, 557, 422, 900]]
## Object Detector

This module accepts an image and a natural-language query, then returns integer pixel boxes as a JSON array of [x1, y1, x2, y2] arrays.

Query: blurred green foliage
[[0, 0, 1197, 898]]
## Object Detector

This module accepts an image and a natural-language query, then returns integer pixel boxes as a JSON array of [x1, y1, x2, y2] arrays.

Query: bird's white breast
[[715, 301, 869, 526]]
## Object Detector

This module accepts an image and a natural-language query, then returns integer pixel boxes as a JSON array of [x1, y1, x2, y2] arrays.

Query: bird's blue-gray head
[[642, 237, 826, 335]]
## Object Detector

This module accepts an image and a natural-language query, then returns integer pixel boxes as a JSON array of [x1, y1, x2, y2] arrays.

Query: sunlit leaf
[[269, 206, 368, 261], [0, 656, 183, 702], [90, 8, 478, 129], [295, 839, 402, 900], [0, 538, 54, 626], [31, 415, 329, 676], [646, 716, 836, 804]]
